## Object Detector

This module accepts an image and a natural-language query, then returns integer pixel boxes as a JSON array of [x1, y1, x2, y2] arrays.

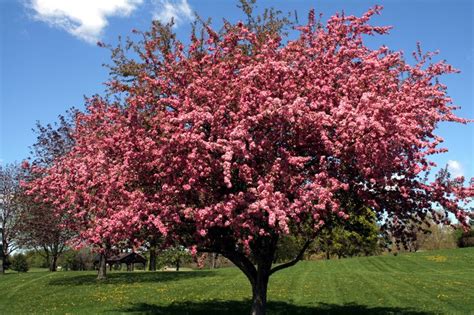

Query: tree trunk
[[326, 250, 330, 260], [211, 253, 218, 269], [250, 267, 270, 315], [49, 254, 58, 272], [207, 235, 307, 315], [0, 245, 4, 274], [149, 246, 157, 271], [97, 253, 107, 280], [43, 246, 51, 269], [0, 256, 4, 274], [1, 236, 7, 274], [176, 260, 180, 271]]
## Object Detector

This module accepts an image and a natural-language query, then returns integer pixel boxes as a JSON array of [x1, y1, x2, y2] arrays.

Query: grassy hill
[[0, 248, 473, 314]]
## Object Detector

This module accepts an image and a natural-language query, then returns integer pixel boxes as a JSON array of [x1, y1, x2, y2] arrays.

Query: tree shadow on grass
[[117, 300, 434, 315], [48, 271, 215, 286]]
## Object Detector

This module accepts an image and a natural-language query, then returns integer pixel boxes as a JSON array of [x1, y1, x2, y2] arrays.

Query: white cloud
[[447, 160, 464, 178], [152, 0, 193, 26], [27, 0, 143, 43]]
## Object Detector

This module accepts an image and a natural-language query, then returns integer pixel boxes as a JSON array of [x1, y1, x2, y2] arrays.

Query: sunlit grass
[[0, 248, 473, 314]]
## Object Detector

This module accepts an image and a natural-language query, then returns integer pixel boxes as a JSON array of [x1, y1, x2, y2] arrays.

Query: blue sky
[[1, 0, 473, 181]]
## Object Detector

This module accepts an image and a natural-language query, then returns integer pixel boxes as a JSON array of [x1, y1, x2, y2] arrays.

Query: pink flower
[[21, 160, 30, 169]]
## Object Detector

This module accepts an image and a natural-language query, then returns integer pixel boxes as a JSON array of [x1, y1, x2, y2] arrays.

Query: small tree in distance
[[24, 2, 473, 314], [159, 246, 193, 271]]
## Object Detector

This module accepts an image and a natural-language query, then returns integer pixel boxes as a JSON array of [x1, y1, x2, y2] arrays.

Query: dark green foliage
[[24, 250, 49, 268], [11, 253, 29, 273], [274, 236, 307, 263], [456, 228, 474, 248], [312, 207, 381, 259], [59, 248, 95, 271], [275, 207, 382, 262]]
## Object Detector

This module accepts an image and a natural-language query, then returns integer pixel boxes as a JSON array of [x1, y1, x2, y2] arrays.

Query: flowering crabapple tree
[[26, 3, 472, 314], [17, 112, 76, 272], [24, 99, 161, 280]]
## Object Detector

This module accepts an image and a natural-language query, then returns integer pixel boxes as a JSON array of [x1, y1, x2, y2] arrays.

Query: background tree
[[274, 236, 308, 263], [410, 221, 457, 251], [25, 3, 473, 315], [145, 236, 161, 272], [24, 249, 49, 268], [133, 225, 163, 272], [15, 197, 73, 272], [24, 102, 156, 280], [314, 206, 381, 259], [158, 246, 193, 271], [0, 163, 23, 274], [60, 248, 95, 271], [17, 111, 76, 271], [29, 111, 76, 167]]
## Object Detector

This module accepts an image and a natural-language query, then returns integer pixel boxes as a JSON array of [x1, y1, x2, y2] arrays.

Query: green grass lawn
[[1, 248, 473, 314]]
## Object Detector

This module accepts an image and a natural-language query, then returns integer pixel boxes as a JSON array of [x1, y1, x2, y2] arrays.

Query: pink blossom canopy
[[25, 7, 472, 251]]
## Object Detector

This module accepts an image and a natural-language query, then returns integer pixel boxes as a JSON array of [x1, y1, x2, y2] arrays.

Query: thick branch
[[7, 244, 19, 255], [269, 239, 312, 275], [199, 246, 257, 284], [224, 250, 258, 284], [58, 242, 66, 255]]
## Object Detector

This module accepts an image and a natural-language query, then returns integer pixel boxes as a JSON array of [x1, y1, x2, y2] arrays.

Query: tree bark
[[149, 246, 157, 271], [49, 254, 58, 272], [49, 242, 64, 272], [211, 253, 218, 269], [97, 253, 107, 280], [0, 241, 5, 274], [0, 253, 4, 274], [200, 236, 311, 315], [250, 262, 271, 315], [224, 240, 276, 315]]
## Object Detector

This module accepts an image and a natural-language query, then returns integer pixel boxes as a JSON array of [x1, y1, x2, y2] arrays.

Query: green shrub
[[11, 254, 29, 273], [24, 250, 48, 268], [455, 228, 474, 248], [60, 248, 95, 271]]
